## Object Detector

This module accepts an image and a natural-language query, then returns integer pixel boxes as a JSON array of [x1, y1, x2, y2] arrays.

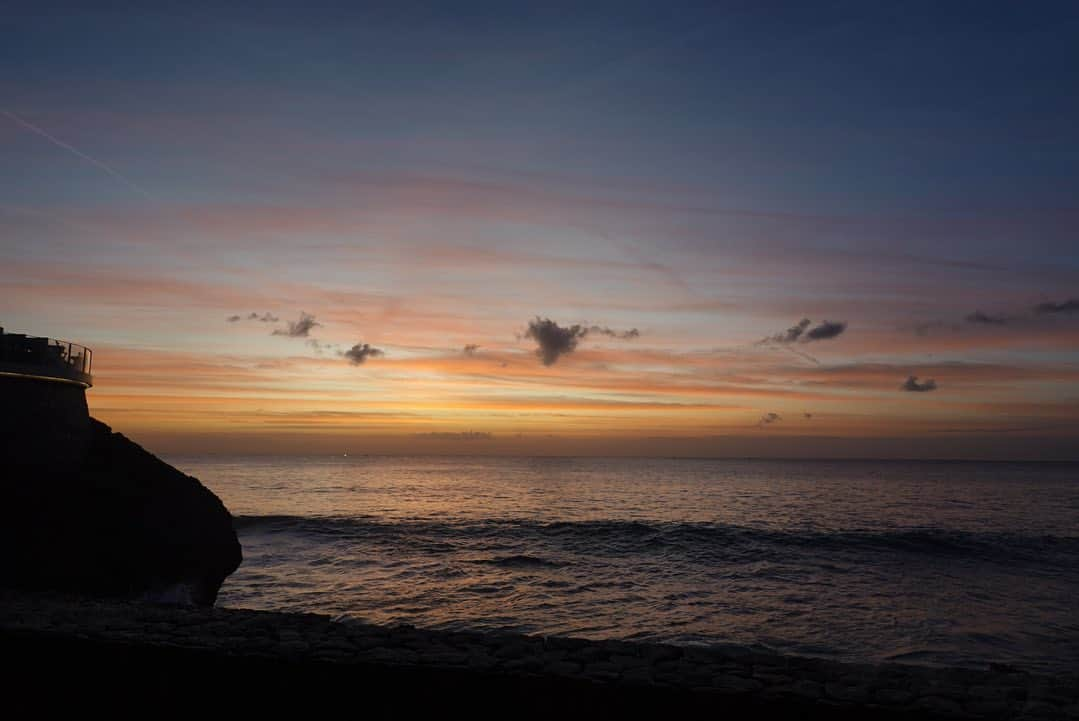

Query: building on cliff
[[0, 328, 93, 388], [0, 328, 95, 472]]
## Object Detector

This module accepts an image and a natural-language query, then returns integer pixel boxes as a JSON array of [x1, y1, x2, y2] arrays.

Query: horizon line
[[161, 452, 1079, 464]]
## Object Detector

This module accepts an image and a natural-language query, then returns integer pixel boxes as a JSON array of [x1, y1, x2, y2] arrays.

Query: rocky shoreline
[[2, 591, 1076, 719]]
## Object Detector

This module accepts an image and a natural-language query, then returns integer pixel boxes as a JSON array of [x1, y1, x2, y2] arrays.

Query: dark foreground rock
[[2, 592, 1076, 719], [1, 412, 241, 605]]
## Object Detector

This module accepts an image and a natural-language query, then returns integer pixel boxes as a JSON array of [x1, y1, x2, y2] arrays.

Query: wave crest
[[231, 514, 1078, 567]]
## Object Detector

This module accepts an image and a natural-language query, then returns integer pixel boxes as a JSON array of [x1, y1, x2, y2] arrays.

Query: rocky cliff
[[1, 375, 241, 605]]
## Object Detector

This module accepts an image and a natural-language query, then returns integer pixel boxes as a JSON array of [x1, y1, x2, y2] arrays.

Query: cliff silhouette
[[0, 372, 241, 605]]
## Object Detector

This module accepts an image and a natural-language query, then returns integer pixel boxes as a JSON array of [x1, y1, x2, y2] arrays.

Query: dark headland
[[0, 334, 241, 604]]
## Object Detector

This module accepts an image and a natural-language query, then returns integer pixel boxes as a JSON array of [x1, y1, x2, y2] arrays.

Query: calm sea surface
[[171, 456, 1079, 673]]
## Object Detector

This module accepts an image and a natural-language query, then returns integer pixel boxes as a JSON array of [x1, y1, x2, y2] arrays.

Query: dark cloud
[[765, 318, 811, 344], [526, 318, 586, 365], [762, 318, 846, 345], [463, 344, 480, 356], [307, 339, 338, 354], [413, 431, 493, 441], [227, 312, 279, 323], [915, 300, 1075, 335], [342, 343, 384, 365], [965, 310, 1008, 325], [758, 412, 781, 427], [524, 317, 639, 365], [1034, 298, 1079, 315], [588, 326, 641, 340], [273, 312, 320, 338], [804, 412, 813, 419], [901, 375, 938, 392], [805, 320, 847, 341]]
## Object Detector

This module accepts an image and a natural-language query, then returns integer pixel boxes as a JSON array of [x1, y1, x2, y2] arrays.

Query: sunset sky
[[3, 2, 1079, 458]]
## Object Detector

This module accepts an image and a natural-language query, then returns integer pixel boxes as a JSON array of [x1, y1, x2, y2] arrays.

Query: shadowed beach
[[3, 592, 1077, 718]]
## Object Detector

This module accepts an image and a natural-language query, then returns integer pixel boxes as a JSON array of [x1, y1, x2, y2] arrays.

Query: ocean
[[170, 456, 1079, 674]]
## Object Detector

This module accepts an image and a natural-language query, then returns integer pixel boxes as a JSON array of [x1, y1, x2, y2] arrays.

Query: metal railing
[[0, 330, 93, 385]]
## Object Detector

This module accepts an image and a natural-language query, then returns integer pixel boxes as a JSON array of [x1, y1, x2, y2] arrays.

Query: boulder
[[1, 416, 242, 605]]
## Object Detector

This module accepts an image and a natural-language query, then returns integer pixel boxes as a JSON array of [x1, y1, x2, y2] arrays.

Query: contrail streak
[[780, 344, 821, 365], [3, 110, 155, 201]]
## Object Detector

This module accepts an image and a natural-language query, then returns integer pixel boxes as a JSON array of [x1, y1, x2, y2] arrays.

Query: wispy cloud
[[228, 312, 279, 323], [965, 310, 1008, 325], [588, 325, 641, 339], [306, 338, 338, 354], [342, 342, 384, 365], [273, 311, 321, 338], [1034, 298, 1079, 315], [901, 375, 938, 392], [765, 318, 811, 344]]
